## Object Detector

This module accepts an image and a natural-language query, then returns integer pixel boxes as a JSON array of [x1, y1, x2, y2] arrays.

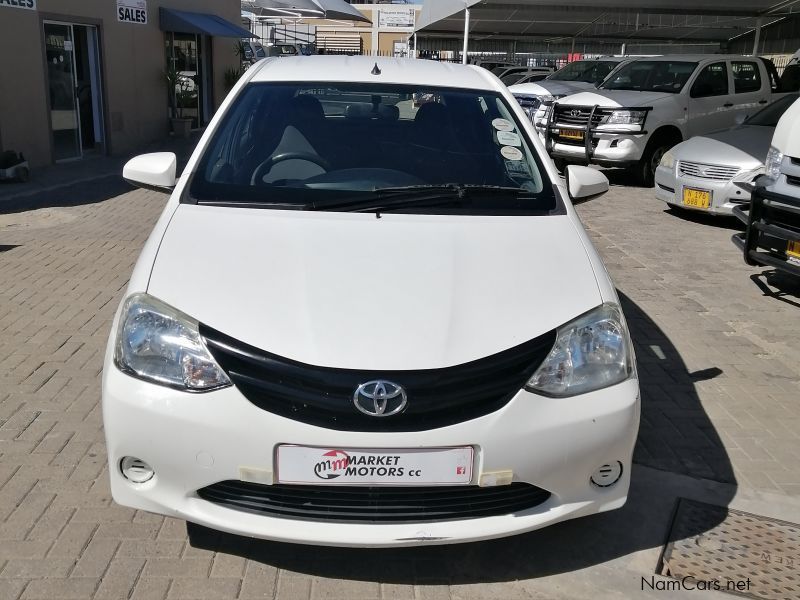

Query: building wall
[[0, 0, 242, 167], [311, 4, 419, 57]]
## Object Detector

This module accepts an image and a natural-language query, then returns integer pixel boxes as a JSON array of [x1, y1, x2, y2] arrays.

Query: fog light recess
[[591, 461, 623, 488], [120, 456, 155, 483]]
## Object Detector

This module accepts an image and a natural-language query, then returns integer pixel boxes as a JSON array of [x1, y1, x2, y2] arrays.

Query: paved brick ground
[[578, 174, 800, 493], [0, 175, 798, 599]]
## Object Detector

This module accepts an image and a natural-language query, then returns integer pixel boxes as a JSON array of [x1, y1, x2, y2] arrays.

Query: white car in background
[[655, 93, 799, 215], [105, 56, 639, 547]]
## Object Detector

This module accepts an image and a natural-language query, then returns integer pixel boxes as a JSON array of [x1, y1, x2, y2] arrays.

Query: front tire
[[634, 137, 675, 188]]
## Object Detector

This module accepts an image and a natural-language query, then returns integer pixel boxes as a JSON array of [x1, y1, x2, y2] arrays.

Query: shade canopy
[[247, 0, 371, 23], [159, 8, 256, 38], [416, 0, 800, 44]]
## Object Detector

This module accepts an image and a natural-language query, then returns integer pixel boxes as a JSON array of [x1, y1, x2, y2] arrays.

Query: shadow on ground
[[662, 206, 744, 231], [0, 134, 199, 215], [187, 294, 736, 584], [0, 177, 133, 215], [750, 270, 800, 308]]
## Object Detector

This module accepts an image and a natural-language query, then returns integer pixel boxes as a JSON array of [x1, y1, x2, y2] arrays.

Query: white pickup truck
[[544, 55, 789, 185], [509, 57, 633, 126]]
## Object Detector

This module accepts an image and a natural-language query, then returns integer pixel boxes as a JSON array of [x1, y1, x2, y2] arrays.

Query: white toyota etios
[[103, 56, 640, 547]]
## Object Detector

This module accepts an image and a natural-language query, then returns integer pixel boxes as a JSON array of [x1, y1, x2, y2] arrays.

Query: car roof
[[248, 55, 499, 91], [627, 54, 760, 63], [585, 56, 628, 62]]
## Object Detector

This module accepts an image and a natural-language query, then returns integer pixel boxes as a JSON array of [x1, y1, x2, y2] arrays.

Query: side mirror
[[565, 165, 610, 200], [123, 152, 177, 192], [734, 113, 748, 126]]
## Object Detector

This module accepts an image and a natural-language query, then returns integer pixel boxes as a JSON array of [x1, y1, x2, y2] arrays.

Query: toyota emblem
[[353, 380, 407, 417], [569, 109, 582, 118]]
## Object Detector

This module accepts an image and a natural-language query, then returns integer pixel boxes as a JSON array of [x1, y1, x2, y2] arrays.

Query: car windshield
[[745, 93, 800, 126], [601, 61, 698, 93], [502, 72, 529, 85], [189, 82, 557, 215], [549, 60, 619, 83]]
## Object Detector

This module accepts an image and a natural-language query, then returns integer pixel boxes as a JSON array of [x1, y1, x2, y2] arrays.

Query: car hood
[[509, 80, 595, 98], [147, 206, 602, 370], [558, 89, 673, 108], [673, 125, 772, 168]]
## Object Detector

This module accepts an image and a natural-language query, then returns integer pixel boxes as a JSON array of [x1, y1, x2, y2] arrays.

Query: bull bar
[[545, 103, 653, 161], [732, 180, 800, 278]]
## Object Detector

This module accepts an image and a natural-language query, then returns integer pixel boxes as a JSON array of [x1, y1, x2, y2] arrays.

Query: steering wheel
[[250, 152, 331, 185]]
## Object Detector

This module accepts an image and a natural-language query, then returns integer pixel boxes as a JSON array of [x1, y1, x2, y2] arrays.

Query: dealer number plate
[[683, 187, 711, 209], [560, 129, 584, 141], [276, 445, 474, 486]]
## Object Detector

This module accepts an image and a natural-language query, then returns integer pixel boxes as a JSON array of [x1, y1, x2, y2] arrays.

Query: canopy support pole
[[462, 7, 470, 64], [752, 18, 763, 56]]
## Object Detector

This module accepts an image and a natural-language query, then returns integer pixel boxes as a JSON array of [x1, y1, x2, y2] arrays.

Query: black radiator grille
[[201, 324, 556, 432], [552, 105, 605, 127], [197, 481, 551, 523]]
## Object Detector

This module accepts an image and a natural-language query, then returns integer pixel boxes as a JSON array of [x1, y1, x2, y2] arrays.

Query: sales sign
[[0, 0, 37, 10], [117, 0, 147, 25], [378, 7, 415, 29]]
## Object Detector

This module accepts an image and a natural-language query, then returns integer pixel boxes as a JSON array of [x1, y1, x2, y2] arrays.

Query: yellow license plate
[[683, 188, 711, 209], [788, 240, 800, 259], [560, 129, 584, 141]]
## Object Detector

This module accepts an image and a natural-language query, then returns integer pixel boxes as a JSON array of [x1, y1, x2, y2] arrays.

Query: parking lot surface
[[1, 174, 799, 599]]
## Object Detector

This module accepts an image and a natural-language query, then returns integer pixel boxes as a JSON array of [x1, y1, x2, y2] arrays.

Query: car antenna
[[371, 63, 382, 76]]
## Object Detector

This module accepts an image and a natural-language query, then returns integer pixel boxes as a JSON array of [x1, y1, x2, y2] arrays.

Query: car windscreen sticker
[[505, 159, 532, 178], [500, 146, 523, 161], [492, 118, 514, 132], [497, 131, 521, 146]]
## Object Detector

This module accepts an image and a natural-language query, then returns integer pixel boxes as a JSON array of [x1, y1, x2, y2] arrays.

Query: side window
[[690, 62, 729, 98], [732, 61, 762, 93]]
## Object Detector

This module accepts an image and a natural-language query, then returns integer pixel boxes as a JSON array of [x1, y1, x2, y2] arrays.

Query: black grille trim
[[201, 324, 556, 432], [197, 481, 552, 523]]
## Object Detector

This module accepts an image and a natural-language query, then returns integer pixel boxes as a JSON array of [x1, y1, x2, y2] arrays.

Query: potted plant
[[224, 66, 245, 91], [164, 65, 195, 138]]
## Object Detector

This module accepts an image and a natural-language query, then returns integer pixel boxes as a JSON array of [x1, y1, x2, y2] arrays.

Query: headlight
[[114, 293, 231, 392], [604, 110, 647, 126], [660, 150, 675, 169], [513, 95, 542, 122], [539, 94, 565, 106], [764, 146, 784, 180], [526, 304, 634, 397]]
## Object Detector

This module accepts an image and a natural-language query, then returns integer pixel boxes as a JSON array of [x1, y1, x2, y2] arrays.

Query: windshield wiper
[[303, 184, 534, 213]]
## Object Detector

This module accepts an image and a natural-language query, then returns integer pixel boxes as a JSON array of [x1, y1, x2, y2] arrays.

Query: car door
[[687, 61, 734, 136], [730, 60, 770, 120]]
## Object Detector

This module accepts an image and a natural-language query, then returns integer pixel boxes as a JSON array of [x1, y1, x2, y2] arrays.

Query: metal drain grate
[[659, 498, 800, 599]]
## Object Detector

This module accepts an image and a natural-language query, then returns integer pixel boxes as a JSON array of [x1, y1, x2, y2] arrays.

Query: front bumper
[[544, 103, 651, 166], [549, 135, 646, 167], [102, 360, 640, 547], [654, 165, 755, 216]]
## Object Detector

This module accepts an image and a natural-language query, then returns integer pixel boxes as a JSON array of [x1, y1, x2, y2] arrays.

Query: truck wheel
[[634, 137, 674, 188]]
